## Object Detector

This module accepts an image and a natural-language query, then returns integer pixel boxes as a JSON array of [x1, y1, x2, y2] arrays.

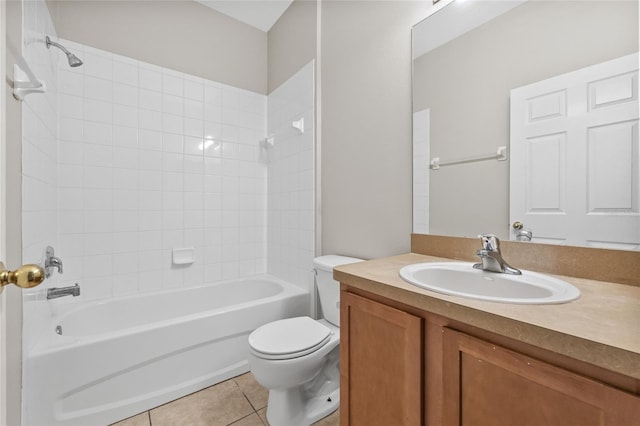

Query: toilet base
[[266, 386, 339, 426]]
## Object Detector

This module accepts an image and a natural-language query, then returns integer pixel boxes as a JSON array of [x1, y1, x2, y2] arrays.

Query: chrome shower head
[[46, 36, 83, 67]]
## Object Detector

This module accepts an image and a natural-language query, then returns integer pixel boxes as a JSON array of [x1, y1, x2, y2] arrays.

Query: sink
[[399, 262, 580, 304]]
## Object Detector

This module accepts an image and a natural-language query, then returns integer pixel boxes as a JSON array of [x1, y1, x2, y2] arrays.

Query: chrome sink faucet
[[47, 283, 80, 299], [473, 234, 522, 275]]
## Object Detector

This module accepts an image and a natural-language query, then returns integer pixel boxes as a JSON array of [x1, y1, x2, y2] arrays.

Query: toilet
[[248, 255, 363, 426]]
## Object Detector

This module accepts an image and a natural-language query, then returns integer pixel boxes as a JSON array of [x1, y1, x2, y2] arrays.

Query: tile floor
[[111, 372, 340, 426]]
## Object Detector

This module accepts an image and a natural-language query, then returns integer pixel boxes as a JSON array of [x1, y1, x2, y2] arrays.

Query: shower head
[[46, 36, 83, 67]]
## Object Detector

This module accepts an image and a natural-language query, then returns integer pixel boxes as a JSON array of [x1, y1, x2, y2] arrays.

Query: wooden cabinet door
[[443, 328, 640, 425], [340, 291, 423, 426]]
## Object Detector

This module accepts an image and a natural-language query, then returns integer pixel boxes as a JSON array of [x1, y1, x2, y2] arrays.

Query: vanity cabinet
[[340, 291, 423, 425], [443, 328, 640, 425], [340, 289, 640, 426]]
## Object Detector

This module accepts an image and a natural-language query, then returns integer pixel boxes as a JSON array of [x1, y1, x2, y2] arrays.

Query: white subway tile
[[113, 147, 139, 169], [184, 118, 203, 138], [139, 89, 162, 111], [138, 211, 162, 231], [162, 172, 183, 192], [83, 166, 113, 189], [162, 113, 183, 135], [162, 133, 183, 153], [184, 100, 203, 119], [162, 152, 184, 173], [162, 191, 183, 211], [83, 188, 113, 211], [113, 210, 138, 232], [112, 273, 139, 297], [138, 129, 162, 151], [113, 105, 138, 128], [162, 73, 183, 97], [138, 232, 162, 252], [184, 79, 204, 101], [138, 190, 162, 211], [59, 94, 83, 119], [84, 210, 113, 233], [113, 231, 138, 253], [84, 98, 113, 124], [84, 75, 113, 102], [59, 117, 83, 142], [113, 61, 138, 87], [83, 233, 114, 256], [84, 143, 113, 167], [113, 168, 138, 190], [113, 189, 138, 211], [162, 94, 183, 116], [184, 192, 203, 211], [139, 67, 161, 91], [113, 125, 138, 148], [83, 121, 112, 145], [59, 69, 83, 96], [138, 170, 162, 191], [114, 83, 138, 107], [139, 149, 162, 171], [139, 109, 162, 131]]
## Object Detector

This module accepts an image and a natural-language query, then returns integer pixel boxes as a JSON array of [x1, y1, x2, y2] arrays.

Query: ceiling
[[195, 0, 294, 32]]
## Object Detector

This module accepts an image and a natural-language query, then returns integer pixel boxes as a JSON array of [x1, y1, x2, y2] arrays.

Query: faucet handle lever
[[477, 234, 500, 252], [43, 246, 63, 278]]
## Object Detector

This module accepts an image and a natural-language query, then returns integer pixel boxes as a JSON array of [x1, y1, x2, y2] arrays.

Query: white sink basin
[[399, 262, 580, 304]]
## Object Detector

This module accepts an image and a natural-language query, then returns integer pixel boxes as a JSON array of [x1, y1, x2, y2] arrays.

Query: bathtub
[[24, 275, 309, 426]]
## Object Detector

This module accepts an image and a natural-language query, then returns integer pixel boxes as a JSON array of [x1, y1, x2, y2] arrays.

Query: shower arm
[[46, 36, 71, 55]]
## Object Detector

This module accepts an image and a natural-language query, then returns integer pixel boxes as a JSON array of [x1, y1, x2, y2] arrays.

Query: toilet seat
[[249, 317, 332, 360]]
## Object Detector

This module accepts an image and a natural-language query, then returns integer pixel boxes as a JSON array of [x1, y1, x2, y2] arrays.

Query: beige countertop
[[335, 253, 640, 380]]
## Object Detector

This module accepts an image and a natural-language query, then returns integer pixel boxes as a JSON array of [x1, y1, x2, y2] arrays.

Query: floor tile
[[257, 407, 268, 425], [229, 412, 266, 426], [256, 406, 339, 426], [110, 412, 150, 426], [150, 379, 254, 426], [234, 373, 269, 410], [313, 409, 340, 426]]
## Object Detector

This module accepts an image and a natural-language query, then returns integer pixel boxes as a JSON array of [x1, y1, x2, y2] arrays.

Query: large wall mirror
[[412, 0, 639, 250]]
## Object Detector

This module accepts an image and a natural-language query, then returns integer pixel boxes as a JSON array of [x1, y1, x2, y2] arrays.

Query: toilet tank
[[313, 255, 364, 326]]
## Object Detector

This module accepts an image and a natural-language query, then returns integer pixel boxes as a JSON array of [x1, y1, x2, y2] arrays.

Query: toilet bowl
[[248, 255, 363, 426]]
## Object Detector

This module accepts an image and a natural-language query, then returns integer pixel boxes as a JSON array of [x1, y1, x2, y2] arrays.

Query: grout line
[[147, 410, 152, 426]]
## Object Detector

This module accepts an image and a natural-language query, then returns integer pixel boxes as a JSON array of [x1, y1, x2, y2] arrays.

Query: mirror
[[412, 0, 639, 249]]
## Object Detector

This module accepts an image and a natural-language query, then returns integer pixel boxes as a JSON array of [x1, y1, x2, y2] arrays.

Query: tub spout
[[47, 283, 80, 300]]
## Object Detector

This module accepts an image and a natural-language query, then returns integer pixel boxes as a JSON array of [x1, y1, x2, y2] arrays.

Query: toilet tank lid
[[313, 255, 364, 272]]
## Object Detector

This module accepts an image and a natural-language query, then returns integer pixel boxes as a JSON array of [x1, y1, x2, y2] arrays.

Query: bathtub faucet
[[44, 246, 63, 278], [47, 283, 80, 300]]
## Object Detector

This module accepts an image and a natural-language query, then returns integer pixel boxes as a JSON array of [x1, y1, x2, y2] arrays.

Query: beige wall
[[267, 0, 316, 93], [413, 0, 639, 239], [320, 0, 427, 260], [50, 0, 268, 94], [4, 1, 25, 423]]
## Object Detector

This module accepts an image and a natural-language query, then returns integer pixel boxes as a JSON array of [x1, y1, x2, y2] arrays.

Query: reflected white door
[[510, 53, 639, 250]]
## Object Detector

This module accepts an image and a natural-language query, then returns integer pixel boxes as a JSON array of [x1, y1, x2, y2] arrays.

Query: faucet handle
[[43, 246, 63, 278], [477, 234, 500, 252]]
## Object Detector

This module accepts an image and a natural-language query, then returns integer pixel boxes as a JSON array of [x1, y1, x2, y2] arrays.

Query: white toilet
[[248, 255, 363, 426]]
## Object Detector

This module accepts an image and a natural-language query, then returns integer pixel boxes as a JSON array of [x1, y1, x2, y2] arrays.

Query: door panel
[[510, 53, 639, 250]]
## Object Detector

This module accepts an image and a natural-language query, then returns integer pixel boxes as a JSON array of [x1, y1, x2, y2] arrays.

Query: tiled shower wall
[[266, 62, 315, 293], [21, 1, 315, 321], [52, 40, 268, 301], [21, 0, 59, 288]]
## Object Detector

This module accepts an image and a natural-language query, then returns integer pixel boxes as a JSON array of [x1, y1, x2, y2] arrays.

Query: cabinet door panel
[[341, 292, 423, 426], [443, 328, 640, 426]]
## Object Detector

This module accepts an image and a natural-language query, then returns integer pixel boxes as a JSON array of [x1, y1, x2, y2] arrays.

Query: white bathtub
[[24, 276, 309, 426]]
